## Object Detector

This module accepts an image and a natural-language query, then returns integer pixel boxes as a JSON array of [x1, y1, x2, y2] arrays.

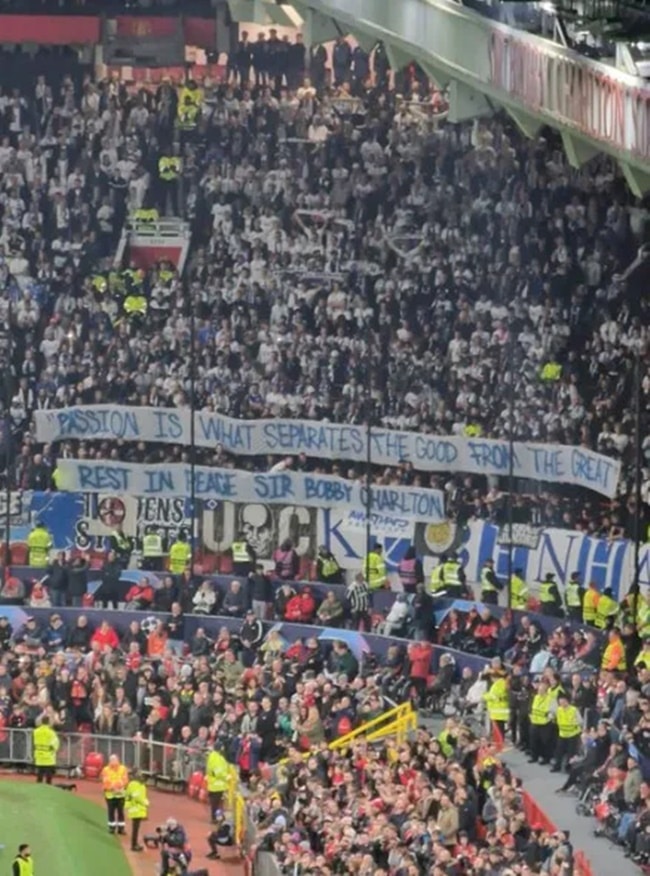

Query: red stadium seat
[[84, 751, 104, 779], [10, 543, 28, 566]]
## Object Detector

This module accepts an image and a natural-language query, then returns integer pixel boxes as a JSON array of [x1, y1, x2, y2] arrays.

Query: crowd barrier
[[0, 727, 249, 850], [1, 604, 494, 677], [522, 790, 594, 876], [5, 566, 600, 642]]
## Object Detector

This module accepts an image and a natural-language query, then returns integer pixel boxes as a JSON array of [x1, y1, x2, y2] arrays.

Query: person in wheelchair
[[423, 653, 456, 713]]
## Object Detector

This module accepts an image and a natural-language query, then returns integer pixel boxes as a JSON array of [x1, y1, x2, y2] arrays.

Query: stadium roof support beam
[[292, 3, 344, 44], [619, 162, 650, 199], [447, 80, 491, 123], [561, 131, 598, 169], [288, 0, 650, 191], [505, 107, 542, 140]]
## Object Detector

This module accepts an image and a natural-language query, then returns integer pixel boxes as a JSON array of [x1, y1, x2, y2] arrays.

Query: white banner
[[36, 406, 620, 497], [56, 459, 445, 524]]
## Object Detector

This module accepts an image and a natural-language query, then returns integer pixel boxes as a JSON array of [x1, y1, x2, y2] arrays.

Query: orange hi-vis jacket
[[101, 763, 129, 798]]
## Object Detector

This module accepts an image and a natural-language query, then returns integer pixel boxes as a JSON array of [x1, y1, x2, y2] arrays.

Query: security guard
[[205, 744, 230, 823], [177, 96, 200, 130], [582, 580, 600, 626], [133, 207, 159, 224], [601, 628, 627, 671], [428, 560, 445, 595], [125, 768, 149, 852], [540, 360, 562, 381], [142, 525, 164, 572], [91, 272, 108, 295], [231, 532, 255, 577], [101, 753, 129, 834], [594, 586, 619, 630], [480, 558, 501, 605], [110, 525, 133, 569], [27, 519, 53, 568], [509, 568, 528, 610], [538, 572, 563, 617], [552, 692, 582, 772], [158, 153, 181, 214], [442, 553, 465, 599], [33, 715, 59, 784], [123, 291, 148, 321], [483, 671, 510, 738], [122, 265, 144, 291], [12, 845, 33, 876], [363, 543, 387, 593], [169, 531, 191, 575], [528, 679, 553, 765], [158, 154, 181, 182], [564, 571, 584, 622], [317, 545, 342, 585]]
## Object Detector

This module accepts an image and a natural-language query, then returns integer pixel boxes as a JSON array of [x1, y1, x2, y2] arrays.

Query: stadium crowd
[[0, 38, 647, 538], [0, 24, 648, 876], [2, 597, 650, 873]]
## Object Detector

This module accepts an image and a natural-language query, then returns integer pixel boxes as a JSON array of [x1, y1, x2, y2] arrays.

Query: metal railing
[[0, 728, 248, 845], [126, 216, 191, 239]]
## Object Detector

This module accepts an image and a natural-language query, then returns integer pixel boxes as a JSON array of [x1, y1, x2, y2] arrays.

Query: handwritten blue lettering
[[530, 446, 565, 479], [188, 469, 236, 498], [413, 436, 458, 465], [197, 414, 253, 452], [78, 464, 130, 492], [153, 410, 183, 441], [304, 476, 352, 505], [571, 449, 612, 490], [253, 473, 294, 501]]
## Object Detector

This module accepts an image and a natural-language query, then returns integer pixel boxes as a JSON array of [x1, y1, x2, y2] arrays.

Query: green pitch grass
[[0, 781, 133, 876]]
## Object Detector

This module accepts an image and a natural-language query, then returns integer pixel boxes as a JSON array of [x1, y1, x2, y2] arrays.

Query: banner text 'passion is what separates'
[[35, 406, 621, 498]]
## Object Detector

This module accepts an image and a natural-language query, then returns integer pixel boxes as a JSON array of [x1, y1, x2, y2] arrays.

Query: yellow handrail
[[330, 702, 416, 750]]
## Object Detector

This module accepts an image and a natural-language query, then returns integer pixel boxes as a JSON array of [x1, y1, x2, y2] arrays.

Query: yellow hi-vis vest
[[125, 779, 149, 819], [159, 156, 181, 181], [12, 856, 34, 876], [33, 724, 59, 766], [484, 677, 510, 722], [583, 587, 599, 622], [480, 566, 497, 593], [529, 692, 552, 725], [231, 541, 251, 564], [556, 704, 581, 739], [124, 295, 147, 318], [91, 273, 108, 294], [178, 103, 199, 129], [27, 526, 53, 567], [539, 580, 557, 603], [205, 750, 230, 793], [565, 581, 582, 607], [142, 534, 163, 558], [320, 557, 339, 578], [443, 560, 460, 587], [429, 564, 444, 593], [364, 553, 386, 590], [595, 594, 618, 629], [134, 208, 159, 223], [169, 540, 191, 574], [509, 574, 528, 609], [540, 362, 562, 381]]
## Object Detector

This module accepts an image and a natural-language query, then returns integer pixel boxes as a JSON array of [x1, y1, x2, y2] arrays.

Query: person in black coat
[[239, 610, 264, 667], [67, 556, 88, 607], [68, 615, 93, 649], [97, 550, 122, 610], [45, 552, 68, 608]]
